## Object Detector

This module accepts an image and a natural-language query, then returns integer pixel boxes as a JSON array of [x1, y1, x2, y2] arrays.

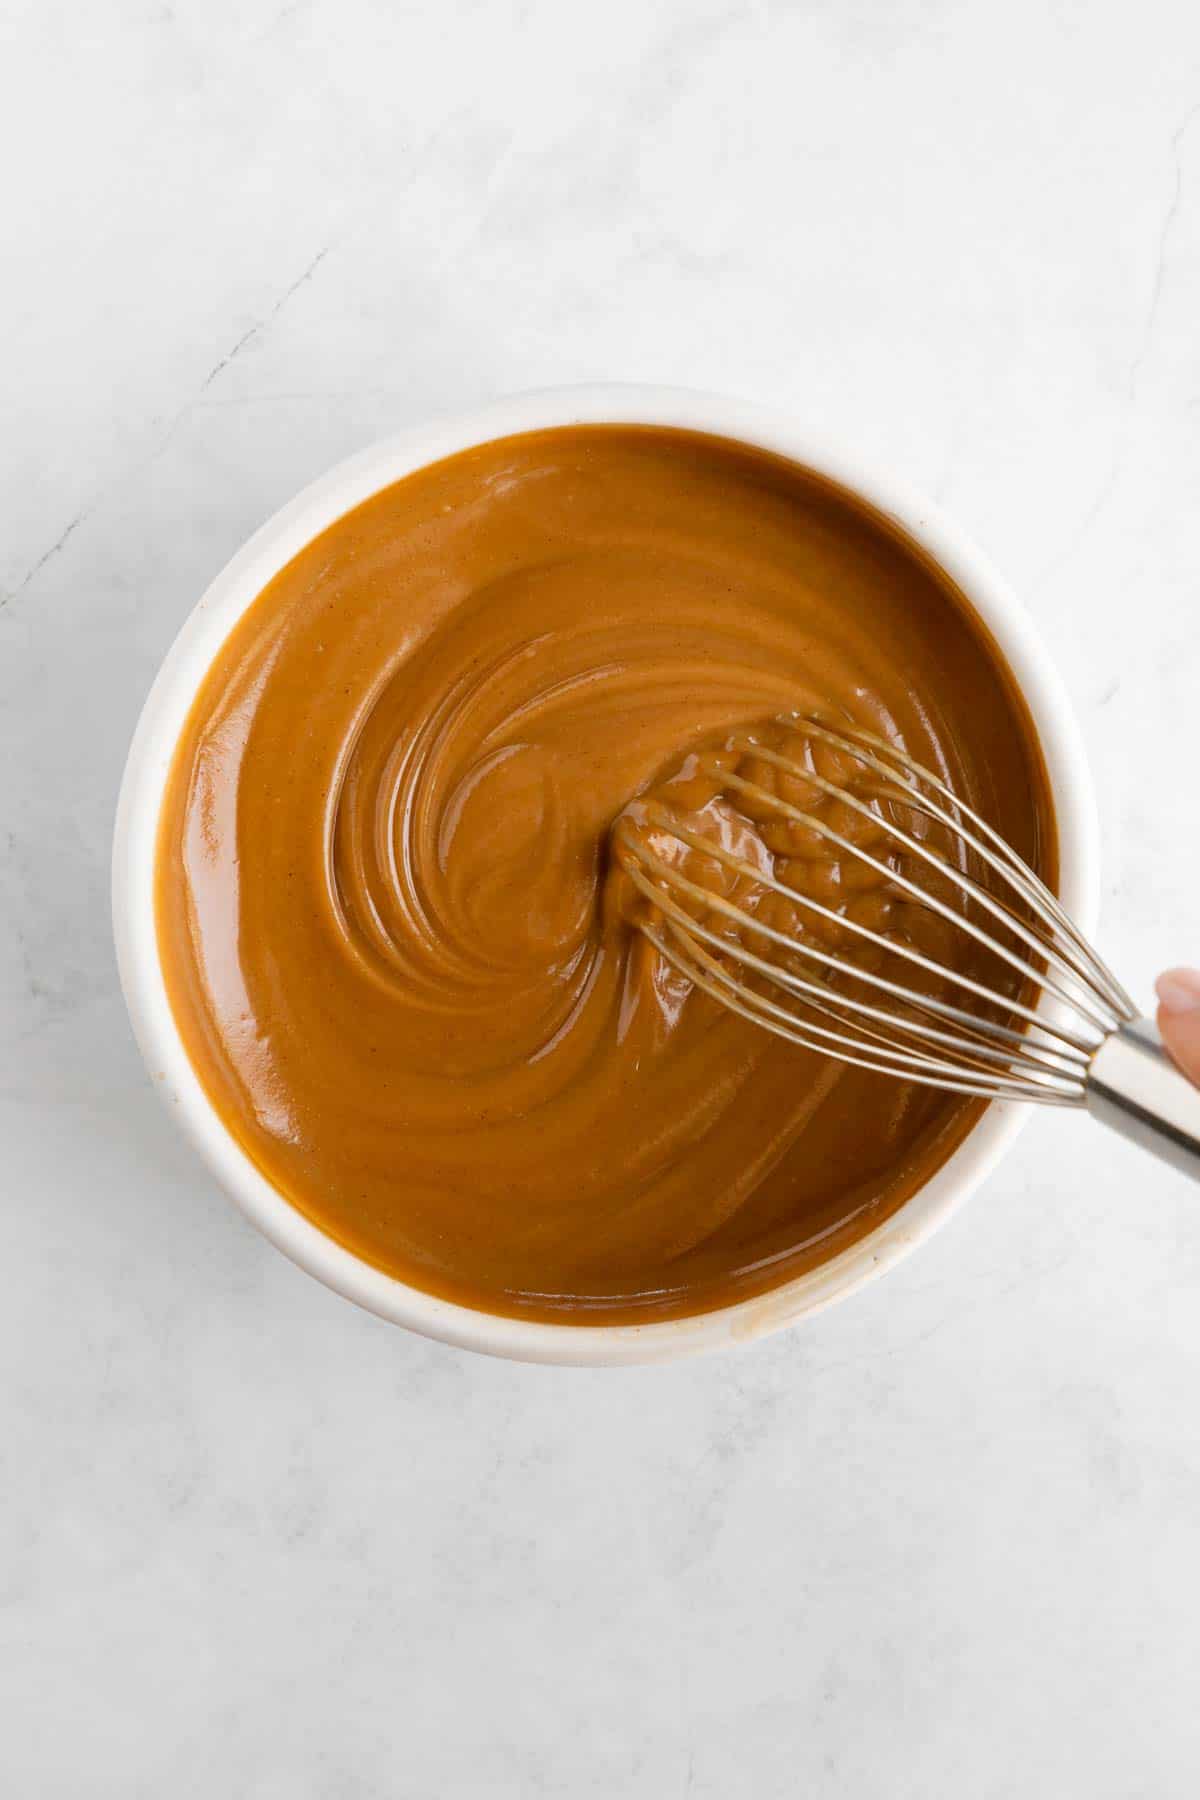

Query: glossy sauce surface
[[156, 426, 1055, 1322]]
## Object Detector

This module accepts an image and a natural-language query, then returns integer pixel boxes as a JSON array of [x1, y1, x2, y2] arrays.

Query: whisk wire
[[646, 920, 1085, 1105], [717, 762, 1117, 1039], [795, 720, 1136, 1019], [624, 852, 1090, 1085], [616, 717, 1135, 1106], [624, 814, 1099, 1056]]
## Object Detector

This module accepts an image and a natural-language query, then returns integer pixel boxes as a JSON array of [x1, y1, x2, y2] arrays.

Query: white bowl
[[112, 385, 1098, 1364]]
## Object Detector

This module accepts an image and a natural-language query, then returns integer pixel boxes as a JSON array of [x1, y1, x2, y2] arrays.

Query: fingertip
[[1155, 968, 1200, 1016]]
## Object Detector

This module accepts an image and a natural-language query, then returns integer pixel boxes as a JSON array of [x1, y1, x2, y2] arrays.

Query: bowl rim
[[112, 382, 1099, 1365]]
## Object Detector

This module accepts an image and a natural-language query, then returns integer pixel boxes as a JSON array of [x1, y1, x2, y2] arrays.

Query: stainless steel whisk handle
[[1086, 1021, 1200, 1180]]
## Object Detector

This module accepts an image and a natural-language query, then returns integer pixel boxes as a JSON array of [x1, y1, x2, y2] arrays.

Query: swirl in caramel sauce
[[156, 426, 1055, 1323]]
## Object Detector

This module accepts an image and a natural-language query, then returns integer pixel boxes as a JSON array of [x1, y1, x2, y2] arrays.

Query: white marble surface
[[3, 0, 1200, 1791]]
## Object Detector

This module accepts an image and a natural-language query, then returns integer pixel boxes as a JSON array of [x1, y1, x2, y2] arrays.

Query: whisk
[[614, 717, 1200, 1179]]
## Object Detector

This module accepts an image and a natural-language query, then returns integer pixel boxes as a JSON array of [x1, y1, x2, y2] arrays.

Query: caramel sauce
[[156, 426, 1055, 1322]]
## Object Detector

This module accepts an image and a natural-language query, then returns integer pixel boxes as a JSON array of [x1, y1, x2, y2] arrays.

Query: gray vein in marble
[[1035, 95, 1200, 589], [0, 245, 331, 615], [1127, 96, 1200, 404], [0, 507, 91, 611], [198, 245, 330, 397]]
